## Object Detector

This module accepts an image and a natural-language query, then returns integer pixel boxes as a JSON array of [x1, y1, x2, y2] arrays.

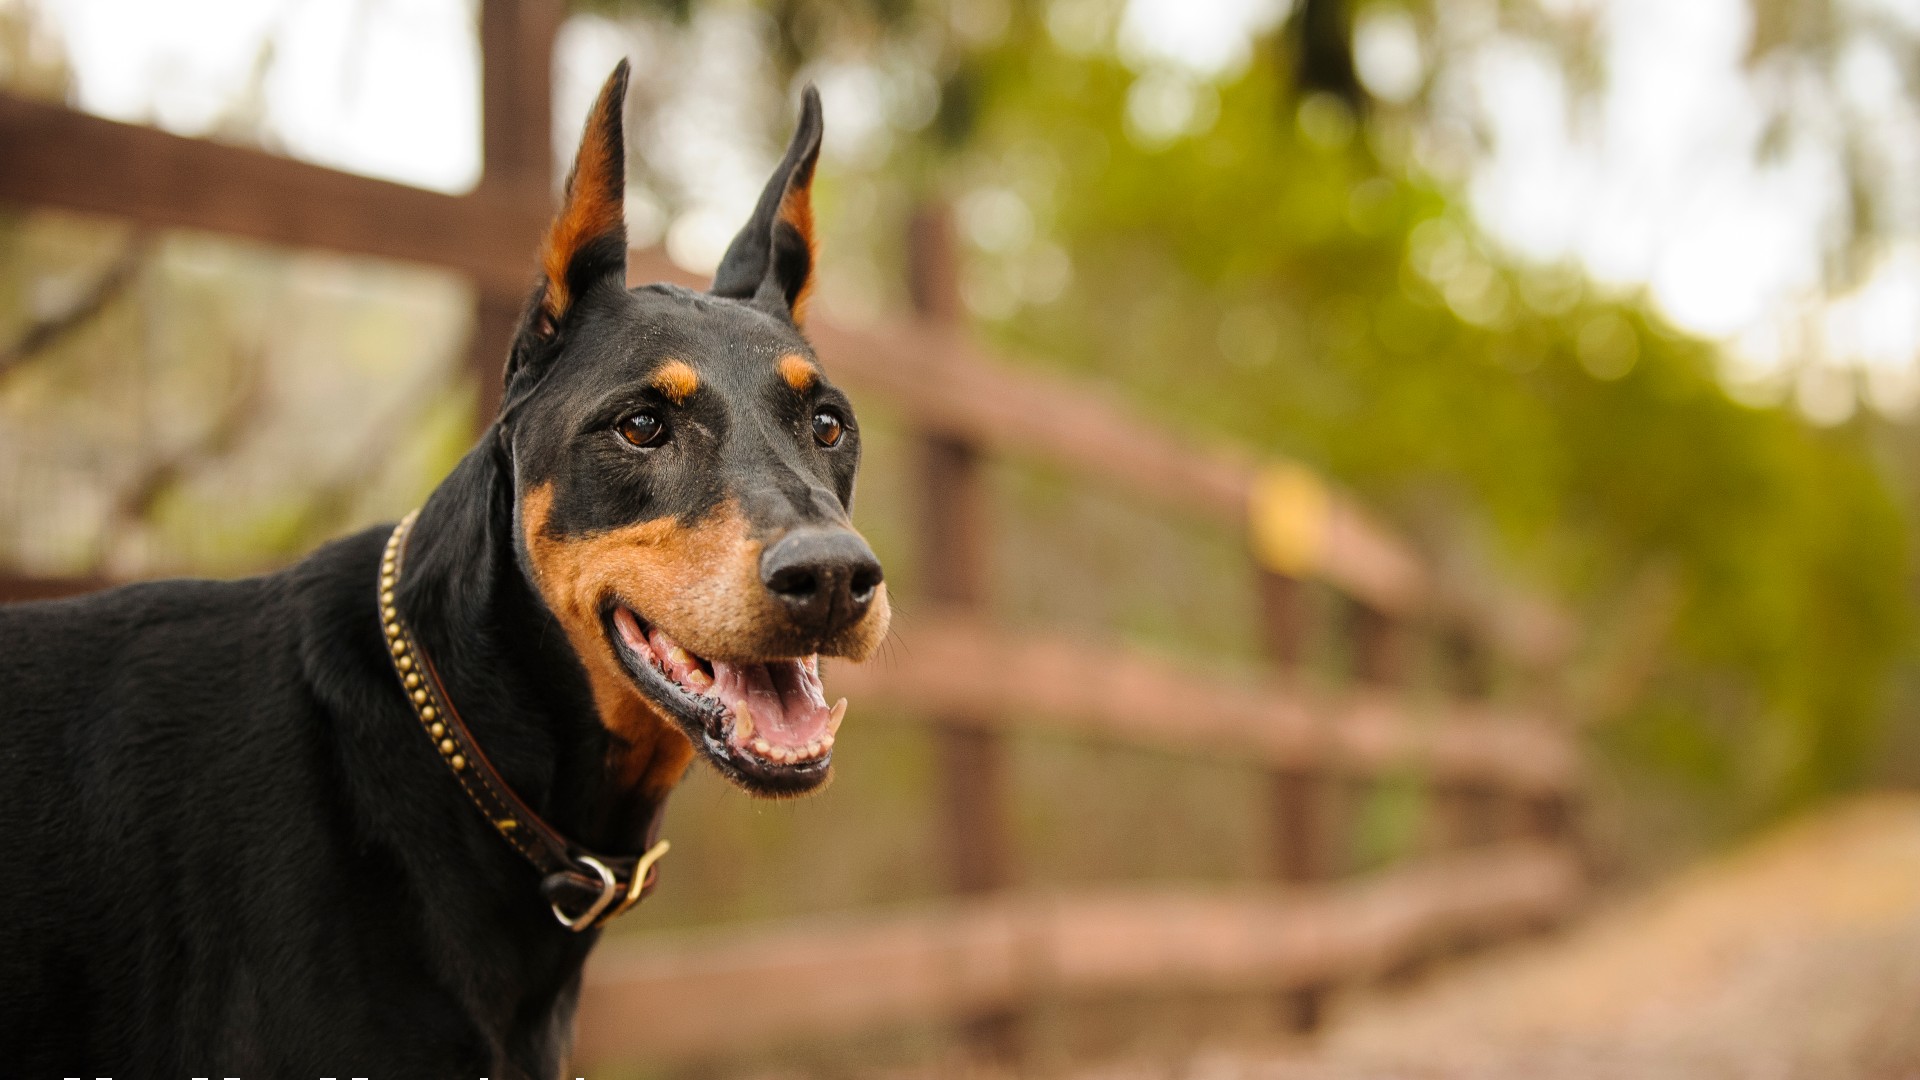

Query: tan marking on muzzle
[[518, 484, 701, 797], [521, 483, 892, 715]]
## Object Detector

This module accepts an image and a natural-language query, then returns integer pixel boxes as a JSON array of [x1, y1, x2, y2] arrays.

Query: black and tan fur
[[0, 62, 885, 1076]]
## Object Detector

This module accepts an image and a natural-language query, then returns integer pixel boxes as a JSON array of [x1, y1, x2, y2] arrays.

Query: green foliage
[[930, 25, 1910, 821]]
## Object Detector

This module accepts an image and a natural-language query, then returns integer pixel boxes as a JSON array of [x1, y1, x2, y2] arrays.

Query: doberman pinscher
[[0, 62, 887, 1077]]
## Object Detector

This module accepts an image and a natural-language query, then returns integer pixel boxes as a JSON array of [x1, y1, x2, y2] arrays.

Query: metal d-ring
[[551, 855, 620, 932]]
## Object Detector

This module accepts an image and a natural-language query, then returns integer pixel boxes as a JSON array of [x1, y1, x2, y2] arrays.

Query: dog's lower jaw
[[604, 607, 839, 797], [604, 699, 696, 796]]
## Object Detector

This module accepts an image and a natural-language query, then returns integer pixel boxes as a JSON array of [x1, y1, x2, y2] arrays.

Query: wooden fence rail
[[573, 844, 1583, 1065], [825, 616, 1577, 794], [0, 91, 547, 297]]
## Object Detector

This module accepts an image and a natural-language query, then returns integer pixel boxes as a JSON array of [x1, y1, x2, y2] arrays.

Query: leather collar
[[378, 510, 669, 932]]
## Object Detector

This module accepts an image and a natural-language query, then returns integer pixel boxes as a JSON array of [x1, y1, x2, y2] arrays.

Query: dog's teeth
[[827, 698, 847, 735], [819, 733, 834, 751], [772, 746, 793, 763], [687, 668, 713, 691], [667, 645, 694, 667], [732, 702, 756, 743], [750, 737, 772, 758]]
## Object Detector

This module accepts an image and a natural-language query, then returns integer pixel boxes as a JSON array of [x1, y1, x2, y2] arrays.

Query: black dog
[[0, 62, 888, 1077]]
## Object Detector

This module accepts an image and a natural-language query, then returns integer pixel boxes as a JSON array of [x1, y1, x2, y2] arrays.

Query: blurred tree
[[1287, 0, 1364, 106]]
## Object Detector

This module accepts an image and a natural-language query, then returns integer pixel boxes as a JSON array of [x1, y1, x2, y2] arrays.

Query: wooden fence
[[0, 0, 1584, 1068], [578, 228, 1584, 1067]]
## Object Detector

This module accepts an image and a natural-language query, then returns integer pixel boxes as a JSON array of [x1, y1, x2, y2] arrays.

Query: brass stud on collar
[[384, 516, 477, 815]]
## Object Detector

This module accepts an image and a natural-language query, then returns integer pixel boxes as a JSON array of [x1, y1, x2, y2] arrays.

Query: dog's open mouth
[[605, 605, 843, 793]]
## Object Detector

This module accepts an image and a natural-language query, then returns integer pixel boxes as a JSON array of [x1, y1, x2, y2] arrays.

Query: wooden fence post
[[920, 434, 1004, 893], [1260, 570, 1335, 1032], [1261, 572, 1328, 883], [1432, 625, 1498, 853], [908, 204, 1019, 1061], [1346, 599, 1407, 687], [1344, 601, 1407, 864], [470, 0, 562, 427], [1344, 595, 1405, 876], [1250, 468, 1337, 1034]]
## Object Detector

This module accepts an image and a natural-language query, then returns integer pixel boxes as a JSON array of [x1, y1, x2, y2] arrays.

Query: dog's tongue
[[636, 623, 837, 753], [710, 657, 832, 749]]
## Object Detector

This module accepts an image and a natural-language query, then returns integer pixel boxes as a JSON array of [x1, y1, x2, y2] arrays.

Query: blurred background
[[2, 0, 1918, 1075]]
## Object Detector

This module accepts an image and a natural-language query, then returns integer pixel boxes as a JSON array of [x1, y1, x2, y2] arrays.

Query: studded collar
[[378, 509, 670, 932]]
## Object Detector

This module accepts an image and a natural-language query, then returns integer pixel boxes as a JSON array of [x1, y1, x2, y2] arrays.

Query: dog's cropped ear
[[520, 60, 630, 358], [710, 86, 823, 325]]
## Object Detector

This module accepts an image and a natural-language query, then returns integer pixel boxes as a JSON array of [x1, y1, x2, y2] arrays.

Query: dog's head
[[499, 62, 887, 798]]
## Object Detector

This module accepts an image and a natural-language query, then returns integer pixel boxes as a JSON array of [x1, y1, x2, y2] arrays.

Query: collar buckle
[[551, 856, 620, 931], [549, 839, 671, 931]]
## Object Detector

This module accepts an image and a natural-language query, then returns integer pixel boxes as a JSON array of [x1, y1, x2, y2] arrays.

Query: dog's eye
[[617, 411, 667, 448], [811, 410, 845, 448]]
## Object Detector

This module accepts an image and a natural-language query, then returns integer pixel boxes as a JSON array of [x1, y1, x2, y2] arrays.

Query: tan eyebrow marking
[[650, 360, 699, 403], [778, 354, 820, 393]]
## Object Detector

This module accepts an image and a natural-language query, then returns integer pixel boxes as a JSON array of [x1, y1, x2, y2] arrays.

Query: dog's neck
[[390, 433, 666, 855]]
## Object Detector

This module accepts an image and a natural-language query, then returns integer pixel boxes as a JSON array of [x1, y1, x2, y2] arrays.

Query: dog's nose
[[760, 529, 883, 635]]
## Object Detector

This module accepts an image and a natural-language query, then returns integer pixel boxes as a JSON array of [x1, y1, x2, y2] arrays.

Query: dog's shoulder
[[0, 523, 396, 905], [0, 522, 482, 1071]]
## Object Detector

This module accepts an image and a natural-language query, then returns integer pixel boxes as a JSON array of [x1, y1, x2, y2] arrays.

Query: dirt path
[[1205, 793, 1920, 1079]]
